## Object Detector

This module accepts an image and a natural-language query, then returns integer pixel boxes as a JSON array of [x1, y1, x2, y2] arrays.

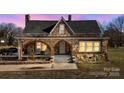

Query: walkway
[[0, 62, 78, 71]]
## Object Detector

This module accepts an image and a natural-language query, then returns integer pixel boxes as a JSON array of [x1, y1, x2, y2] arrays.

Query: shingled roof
[[23, 19, 101, 34]]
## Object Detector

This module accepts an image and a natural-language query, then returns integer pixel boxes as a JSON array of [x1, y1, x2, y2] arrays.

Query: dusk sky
[[0, 14, 123, 28]]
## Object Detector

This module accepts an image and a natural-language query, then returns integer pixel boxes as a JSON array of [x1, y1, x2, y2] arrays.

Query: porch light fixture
[[0, 40, 5, 43]]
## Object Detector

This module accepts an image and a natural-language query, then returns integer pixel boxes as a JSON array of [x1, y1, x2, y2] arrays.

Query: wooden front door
[[55, 41, 71, 55]]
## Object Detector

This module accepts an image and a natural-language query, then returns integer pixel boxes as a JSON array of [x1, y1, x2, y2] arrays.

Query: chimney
[[68, 15, 72, 21], [25, 14, 30, 25]]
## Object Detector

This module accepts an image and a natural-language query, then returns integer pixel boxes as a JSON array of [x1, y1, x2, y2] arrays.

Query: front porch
[[17, 39, 73, 63]]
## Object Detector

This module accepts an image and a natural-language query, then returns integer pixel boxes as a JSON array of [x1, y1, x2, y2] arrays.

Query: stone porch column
[[71, 44, 78, 62], [51, 48, 55, 62], [18, 39, 22, 61]]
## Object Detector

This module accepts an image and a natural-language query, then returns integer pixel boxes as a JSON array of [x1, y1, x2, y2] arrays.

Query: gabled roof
[[24, 21, 56, 33], [67, 21, 101, 34], [50, 17, 75, 34], [23, 19, 101, 34]]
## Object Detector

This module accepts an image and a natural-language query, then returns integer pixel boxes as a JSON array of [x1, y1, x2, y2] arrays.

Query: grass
[[108, 47, 124, 65], [0, 47, 124, 79], [76, 47, 124, 78]]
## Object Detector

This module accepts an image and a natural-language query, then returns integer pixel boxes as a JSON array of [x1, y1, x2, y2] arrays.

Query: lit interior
[[79, 41, 100, 52], [79, 42, 85, 52], [86, 42, 93, 52], [36, 42, 47, 51], [36, 42, 41, 49], [94, 42, 100, 51], [41, 43, 47, 51]]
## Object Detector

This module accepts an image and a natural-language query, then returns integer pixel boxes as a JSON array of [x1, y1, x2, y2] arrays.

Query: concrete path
[[0, 63, 77, 71]]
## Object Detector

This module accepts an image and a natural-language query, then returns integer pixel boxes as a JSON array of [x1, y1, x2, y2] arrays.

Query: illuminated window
[[86, 42, 93, 52], [59, 24, 65, 35], [94, 42, 100, 52], [41, 43, 47, 51], [36, 42, 41, 49], [79, 42, 85, 52], [36, 42, 47, 51], [79, 41, 100, 52]]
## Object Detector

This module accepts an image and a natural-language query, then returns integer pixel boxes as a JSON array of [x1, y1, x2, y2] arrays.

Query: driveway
[[0, 63, 78, 71]]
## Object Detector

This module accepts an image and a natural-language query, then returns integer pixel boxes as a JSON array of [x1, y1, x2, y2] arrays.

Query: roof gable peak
[[50, 16, 75, 34]]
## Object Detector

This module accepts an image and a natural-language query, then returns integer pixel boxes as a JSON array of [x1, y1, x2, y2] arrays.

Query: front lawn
[[77, 47, 124, 78], [108, 47, 124, 65]]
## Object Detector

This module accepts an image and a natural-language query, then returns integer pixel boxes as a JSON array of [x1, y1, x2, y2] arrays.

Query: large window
[[79, 41, 100, 52], [59, 24, 65, 35]]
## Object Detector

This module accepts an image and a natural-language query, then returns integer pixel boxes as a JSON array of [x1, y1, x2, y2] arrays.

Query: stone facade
[[16, 15, 109, 63], [17, 37, 109, 63]]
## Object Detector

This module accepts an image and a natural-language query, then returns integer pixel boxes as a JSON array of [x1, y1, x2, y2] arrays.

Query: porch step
[[54, 55, 71, 62]]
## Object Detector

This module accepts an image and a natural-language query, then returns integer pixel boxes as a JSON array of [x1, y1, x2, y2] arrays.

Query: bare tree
[[104, 28, 123, 47], [107, 15, 124, 32], [104, 15, 124, 47], [0, 23, 23, 45]]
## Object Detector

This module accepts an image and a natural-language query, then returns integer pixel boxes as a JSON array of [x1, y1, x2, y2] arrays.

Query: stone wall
[[74, 40, 109, 63], [75, 53, 105, 63], [18, 38, 109, 63]]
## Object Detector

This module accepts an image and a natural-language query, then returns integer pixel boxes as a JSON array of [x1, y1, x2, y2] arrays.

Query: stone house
[[17, 15, 109, 63]]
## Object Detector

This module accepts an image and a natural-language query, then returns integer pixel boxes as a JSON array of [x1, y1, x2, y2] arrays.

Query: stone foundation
[[75, 53, 107, 63]]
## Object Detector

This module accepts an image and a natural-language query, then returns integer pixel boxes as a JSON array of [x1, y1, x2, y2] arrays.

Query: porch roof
[[16, 36, 109, 40]]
